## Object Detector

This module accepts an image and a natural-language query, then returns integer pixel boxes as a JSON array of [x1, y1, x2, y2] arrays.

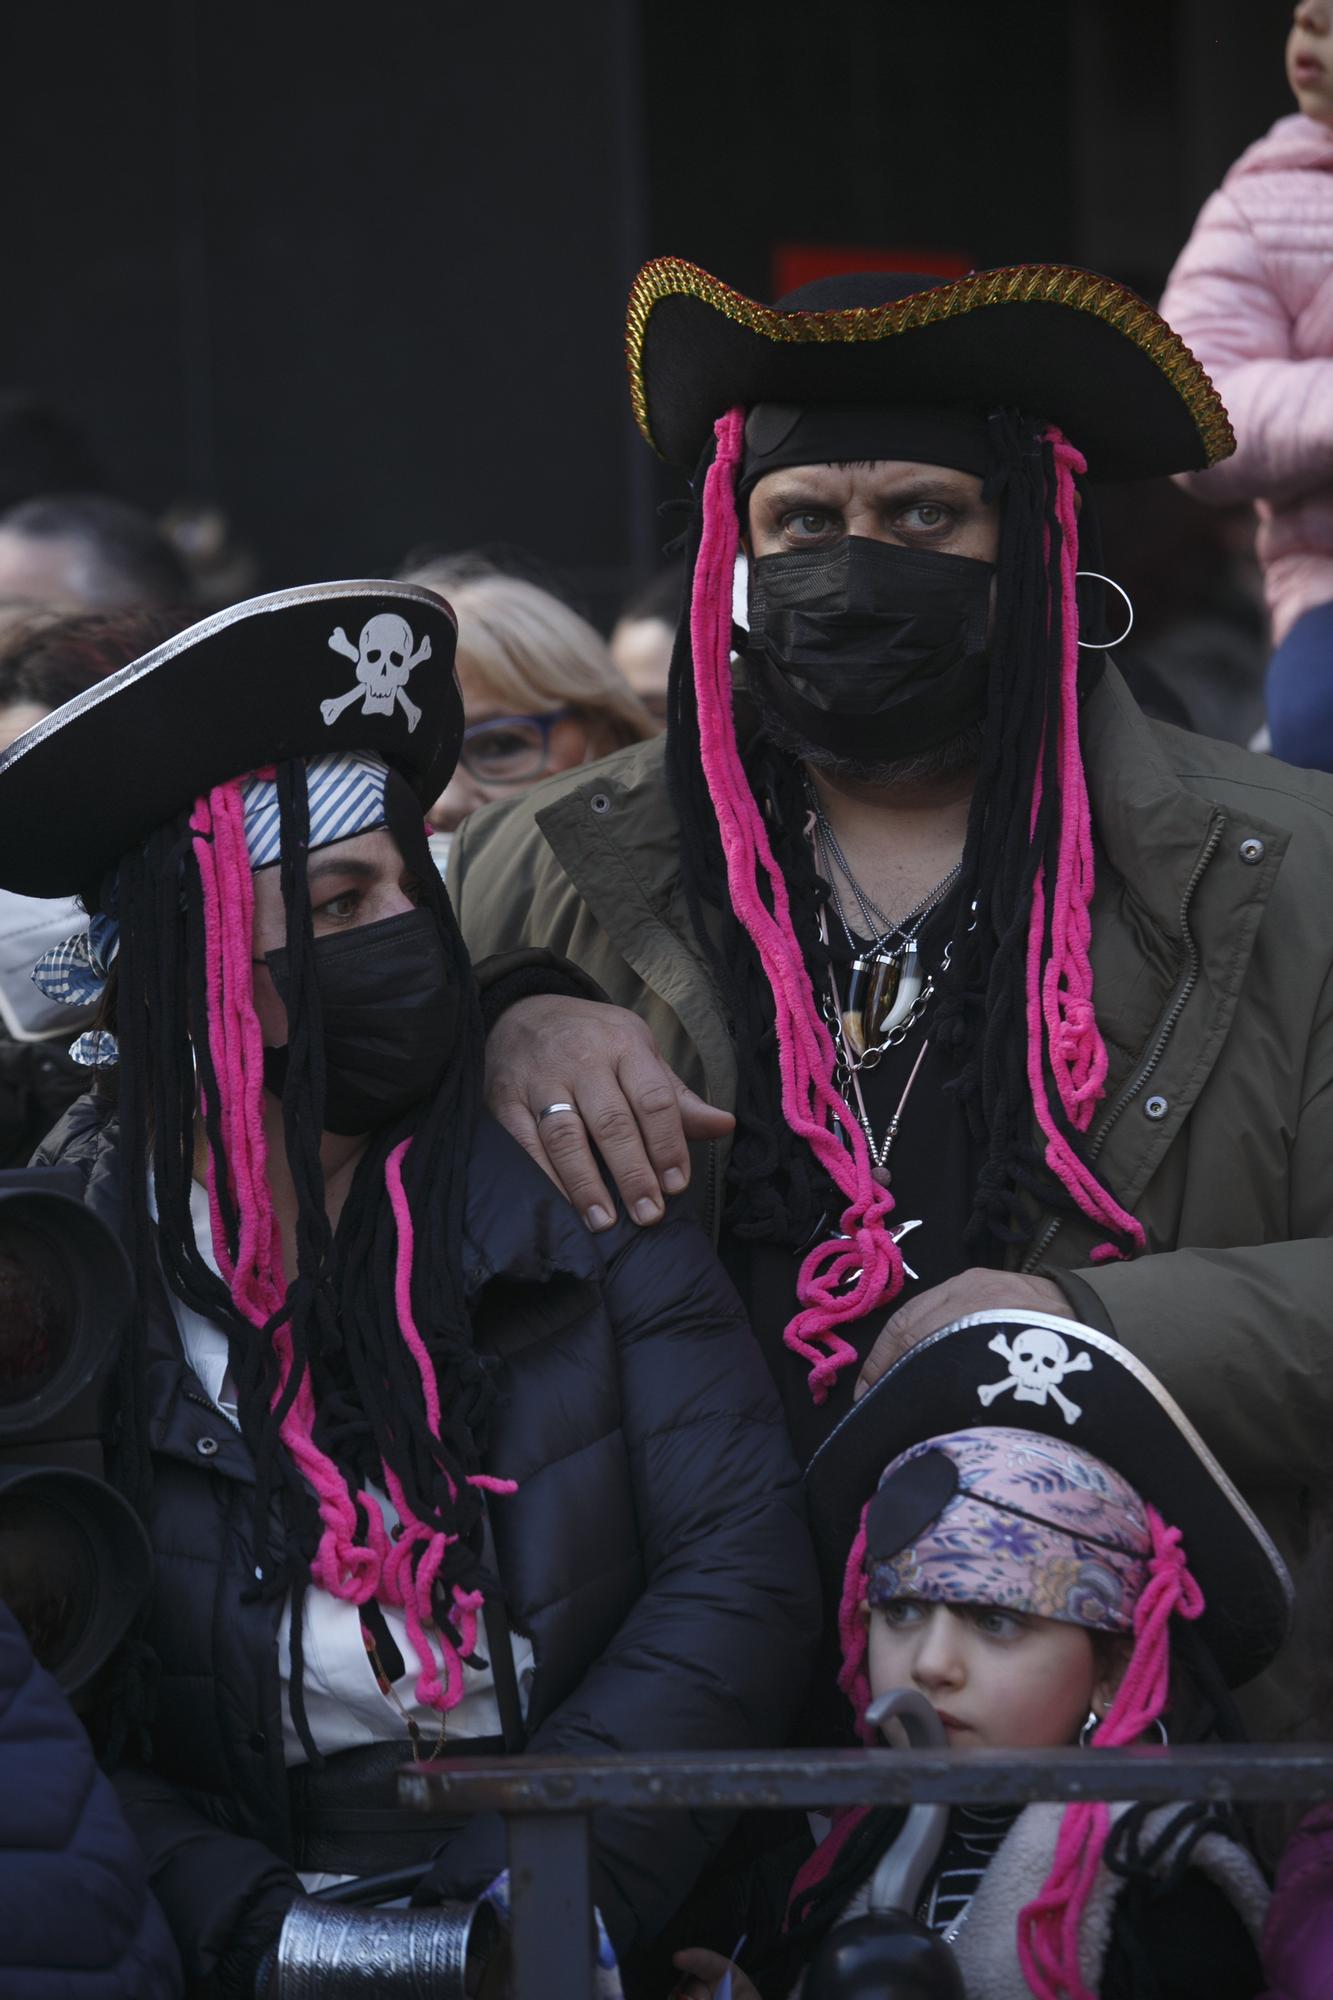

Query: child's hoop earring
[[1079, 1709, 1168, 1746], [1075, 571, 1135, 650]]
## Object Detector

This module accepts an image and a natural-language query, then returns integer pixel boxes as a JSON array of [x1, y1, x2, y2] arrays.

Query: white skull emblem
[[321, 615, 432, 732], [976, 1324, 1093, 1425]]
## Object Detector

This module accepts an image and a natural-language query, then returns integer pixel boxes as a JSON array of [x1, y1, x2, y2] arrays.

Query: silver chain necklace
[[810, 785, 963, 957]]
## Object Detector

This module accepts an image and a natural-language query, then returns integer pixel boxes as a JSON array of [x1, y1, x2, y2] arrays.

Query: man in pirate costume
[[450, 261, 1333, 1744], [0, 583, 819, 1995]]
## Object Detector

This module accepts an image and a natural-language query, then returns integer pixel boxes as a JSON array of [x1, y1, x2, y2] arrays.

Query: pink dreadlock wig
[[676, 406, 1142, 1403], [106, 758, 511, 1758], [837, 1428, 1204, 2000]]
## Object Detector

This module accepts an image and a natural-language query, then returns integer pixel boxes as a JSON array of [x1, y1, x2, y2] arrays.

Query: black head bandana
[[737, 402, 992, 498]]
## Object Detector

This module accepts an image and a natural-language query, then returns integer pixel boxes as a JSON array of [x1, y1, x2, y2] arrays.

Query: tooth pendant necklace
[[843, 937, 925, 1060], [809, 787, 962, 1060]]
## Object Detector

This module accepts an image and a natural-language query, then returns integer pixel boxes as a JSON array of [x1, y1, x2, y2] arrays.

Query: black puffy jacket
[[38, 1096, 820, 1983], [0, 1598, 182, 1999]]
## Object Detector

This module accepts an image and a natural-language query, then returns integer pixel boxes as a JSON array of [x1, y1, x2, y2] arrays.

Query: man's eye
[[898, 502, 951, 531], [783, 510, 840, 542], [315, 891, 359, 920]]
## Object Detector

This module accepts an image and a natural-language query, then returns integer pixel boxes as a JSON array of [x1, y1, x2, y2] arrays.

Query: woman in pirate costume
[[450, 264, 1333, 1737], [671, 1310, 1291, 1999], [0, 582, 818, 1995]]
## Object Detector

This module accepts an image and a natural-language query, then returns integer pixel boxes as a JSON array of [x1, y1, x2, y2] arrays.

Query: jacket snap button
[[589, 792, 613, 815], [195, 1435, 220, 1457], [1238, 837, 1265, 865], [1144, 1095, 1169, 1121]]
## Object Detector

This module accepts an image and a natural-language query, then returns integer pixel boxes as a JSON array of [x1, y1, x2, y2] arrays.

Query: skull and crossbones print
[[321, 616, 430, 733], [976, 1326, 1093, 1425]]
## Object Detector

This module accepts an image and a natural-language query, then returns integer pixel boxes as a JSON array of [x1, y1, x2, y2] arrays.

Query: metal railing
[[402, 1744, 1333, 1999]]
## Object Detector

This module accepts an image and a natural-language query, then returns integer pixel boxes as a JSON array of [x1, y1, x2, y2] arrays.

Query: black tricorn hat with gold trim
[[626, 259, 1234, 481]]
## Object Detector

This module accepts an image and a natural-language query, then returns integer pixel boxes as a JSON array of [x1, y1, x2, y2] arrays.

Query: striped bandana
[[33, 751, 393, 1063]]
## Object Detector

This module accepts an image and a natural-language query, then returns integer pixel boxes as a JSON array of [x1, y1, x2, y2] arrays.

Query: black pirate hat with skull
[[0, 581, 462, 899], [805, 1309, 1292, 1688]]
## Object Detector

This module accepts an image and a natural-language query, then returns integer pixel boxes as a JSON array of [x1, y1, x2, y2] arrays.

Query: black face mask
[[743, 537, 994, 761], [263, 907, 456, 1135]]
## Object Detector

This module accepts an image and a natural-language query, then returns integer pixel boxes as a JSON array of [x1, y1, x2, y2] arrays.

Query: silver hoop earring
[[1075, 570, 1134, 651]]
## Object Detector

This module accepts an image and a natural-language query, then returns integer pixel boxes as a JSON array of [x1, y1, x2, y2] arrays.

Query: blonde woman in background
[[401, 557, 658, 859]]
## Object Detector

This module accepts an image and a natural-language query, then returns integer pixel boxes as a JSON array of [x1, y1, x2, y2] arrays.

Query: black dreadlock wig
[[666, 409, 1122, 1263], [103, 760, 491, 1763]]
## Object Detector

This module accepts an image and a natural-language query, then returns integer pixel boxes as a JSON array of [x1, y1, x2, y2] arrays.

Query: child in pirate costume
[[449, 264, 1333, 1744], [0, 583, 818, 1996], [670, 1310, 1290, 2000]]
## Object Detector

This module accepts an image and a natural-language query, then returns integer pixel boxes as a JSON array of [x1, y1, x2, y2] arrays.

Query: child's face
[[867, 1597, 1104, 1749], [1288, 3, 1333, 126]]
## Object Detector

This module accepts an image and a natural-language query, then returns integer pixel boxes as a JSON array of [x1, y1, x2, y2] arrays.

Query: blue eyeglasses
[[459, 709, 577, 784]]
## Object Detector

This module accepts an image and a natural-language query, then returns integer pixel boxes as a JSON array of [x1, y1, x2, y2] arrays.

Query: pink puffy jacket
[[1160, 113, 1333, 644]]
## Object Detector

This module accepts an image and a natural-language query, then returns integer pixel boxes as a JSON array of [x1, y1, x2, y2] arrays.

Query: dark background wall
[[0, 0, 1297, 624]]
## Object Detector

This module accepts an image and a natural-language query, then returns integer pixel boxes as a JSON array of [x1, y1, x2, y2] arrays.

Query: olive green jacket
[[451, 667, 1333, 1735]]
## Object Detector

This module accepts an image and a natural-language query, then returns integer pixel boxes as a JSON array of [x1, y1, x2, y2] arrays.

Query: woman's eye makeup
[[313, 887, 361, 920]]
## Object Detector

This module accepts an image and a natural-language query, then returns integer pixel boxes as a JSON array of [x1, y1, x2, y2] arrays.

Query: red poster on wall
[[773, 243, 974, 297]]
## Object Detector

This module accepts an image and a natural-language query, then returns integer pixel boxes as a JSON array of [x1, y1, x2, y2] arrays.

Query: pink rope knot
[[312, 1538, 380, 1602], [691, 408, 907, 1402], [1017, 1506, 1204, 1999]]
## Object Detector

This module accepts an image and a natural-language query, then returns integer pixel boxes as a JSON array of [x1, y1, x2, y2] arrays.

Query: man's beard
[[744, 671, 986, 789]]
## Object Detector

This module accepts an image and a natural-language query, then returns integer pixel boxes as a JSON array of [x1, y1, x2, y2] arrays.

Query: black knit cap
[[626, 260, 1234, 479]]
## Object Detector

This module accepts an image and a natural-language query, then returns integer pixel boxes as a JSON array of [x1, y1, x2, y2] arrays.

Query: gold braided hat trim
[[626, 257, 1234, 467]]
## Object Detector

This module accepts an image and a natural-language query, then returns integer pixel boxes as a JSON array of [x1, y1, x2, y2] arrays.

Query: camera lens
[[0, 1489, 98, 1674], [0, 1212, 76, 1408]]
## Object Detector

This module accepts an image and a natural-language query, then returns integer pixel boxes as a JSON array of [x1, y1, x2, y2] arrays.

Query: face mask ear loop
[[1016, 1505, 1205, 2000], [1022, 429, 1145, 1263], [690, 407, 905, 1402]]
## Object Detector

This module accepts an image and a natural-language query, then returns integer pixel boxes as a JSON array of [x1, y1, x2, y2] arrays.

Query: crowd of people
[[3, 10, 1333, 1999]]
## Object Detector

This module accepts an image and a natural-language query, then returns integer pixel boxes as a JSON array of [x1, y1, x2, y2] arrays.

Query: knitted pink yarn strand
[[1016, 1507, 1205, 1999], [190, 782, 375, 1603], [691, 408, 903, 1401], [1021, 432, 1145, 1258], [382, 1140, 516, 1711], [835, 1508, 876, 1744], [1041, 430, 1108, 1130]]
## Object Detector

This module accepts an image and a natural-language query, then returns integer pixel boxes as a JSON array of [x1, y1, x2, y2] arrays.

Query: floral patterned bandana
[[865, 1426, 1151, 1635]]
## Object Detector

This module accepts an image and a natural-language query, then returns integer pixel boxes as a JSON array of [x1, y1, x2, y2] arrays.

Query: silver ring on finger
[[536, 1101, 579, 1124]]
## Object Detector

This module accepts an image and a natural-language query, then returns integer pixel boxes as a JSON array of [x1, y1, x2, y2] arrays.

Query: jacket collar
[[1081, 665, 1230, 940]]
